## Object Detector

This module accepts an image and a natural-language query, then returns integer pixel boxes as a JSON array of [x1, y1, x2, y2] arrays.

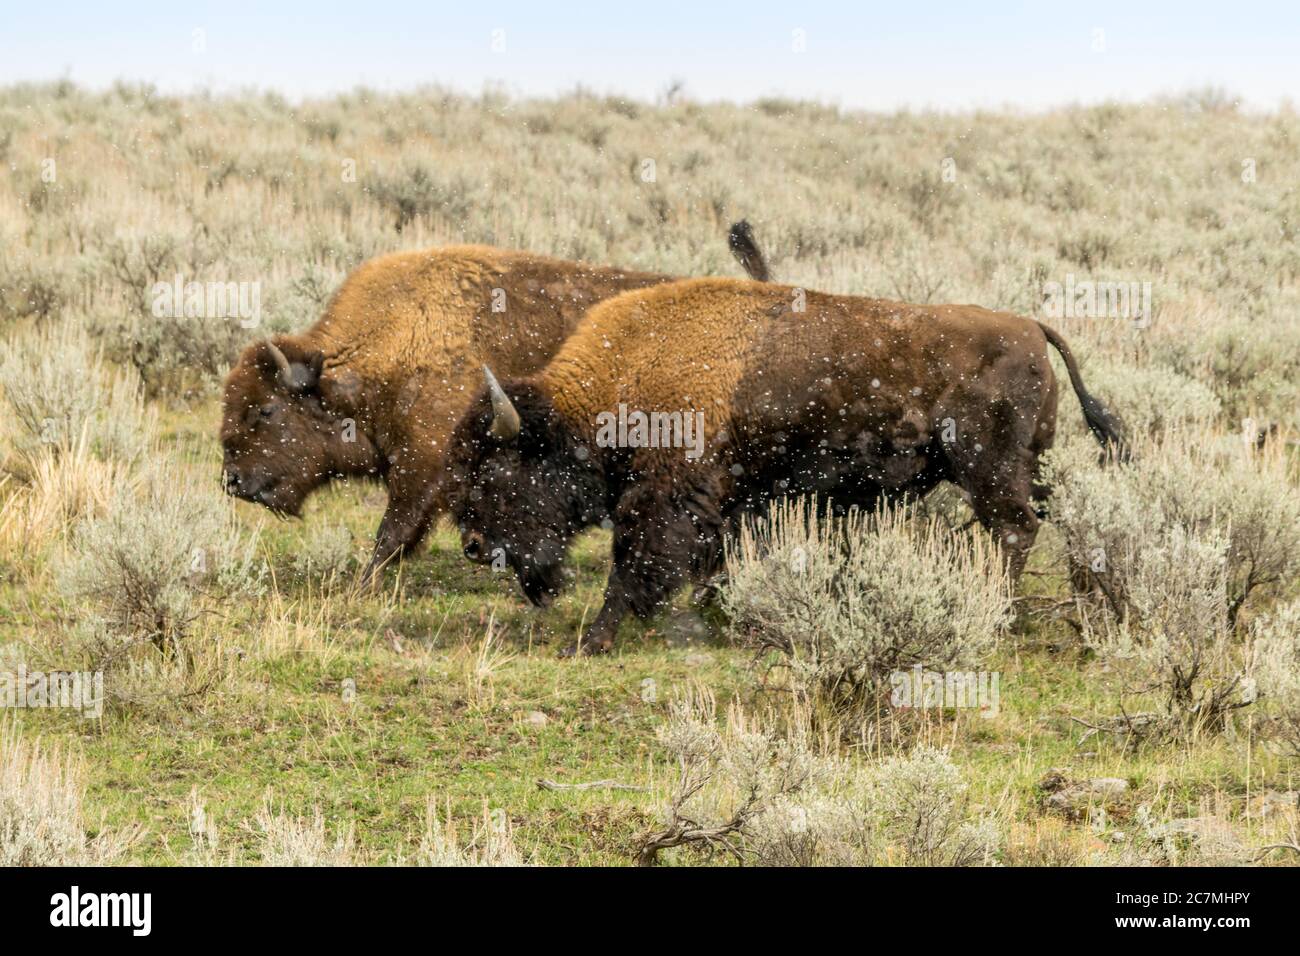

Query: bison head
[[220, 338, 379, 516], [447, 367, 607, 607]]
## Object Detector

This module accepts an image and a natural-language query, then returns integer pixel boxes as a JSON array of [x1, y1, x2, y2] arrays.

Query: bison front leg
[[362, 463, 442, 586], [571, 480, 724, 656]]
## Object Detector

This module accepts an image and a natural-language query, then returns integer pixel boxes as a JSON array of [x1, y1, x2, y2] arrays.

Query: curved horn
[[483, 365, 521, 441], [265, 341, 295, 389]]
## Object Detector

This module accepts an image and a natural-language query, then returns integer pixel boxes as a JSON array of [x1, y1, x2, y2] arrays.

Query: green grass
[[5, 425, 1294, 866], [3, 403, 1296, 865]]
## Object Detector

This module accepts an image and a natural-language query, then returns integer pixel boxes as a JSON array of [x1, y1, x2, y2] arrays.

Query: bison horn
[[483, 365, 521, 441], [265, 341, 296, 390], [265, 341, 322, 393]]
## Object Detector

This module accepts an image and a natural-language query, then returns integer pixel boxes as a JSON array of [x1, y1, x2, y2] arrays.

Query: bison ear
[[257, 340, 323, 395], [317, 366, 361, 410], [301, 350, 325, 388]]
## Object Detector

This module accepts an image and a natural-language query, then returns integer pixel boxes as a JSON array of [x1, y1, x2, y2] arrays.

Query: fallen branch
[[637, 814, 749, 867], [1069, 711, 1168, 746], [535, 778, 648, 793], [1255, 842, 1300, 861]]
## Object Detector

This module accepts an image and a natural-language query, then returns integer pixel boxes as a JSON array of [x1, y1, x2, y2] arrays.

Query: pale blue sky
[[2, 1, 1296, 110]]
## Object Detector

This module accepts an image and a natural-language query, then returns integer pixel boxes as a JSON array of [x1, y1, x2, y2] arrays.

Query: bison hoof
[[560, 638, 614, 658]]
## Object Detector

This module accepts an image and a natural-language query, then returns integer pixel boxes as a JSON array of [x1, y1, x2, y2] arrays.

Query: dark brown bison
[[220, 239, 767, 580], [448, 277, 1125, 655]]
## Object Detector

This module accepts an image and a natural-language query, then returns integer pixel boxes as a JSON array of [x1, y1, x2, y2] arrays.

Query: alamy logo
[[151, 274, 261, 328], [50, 886, 151, 936], [1, 662, 103, 718], [595, 403, 705, 460], [1042, 274, 1151, 328], [890, 665, 1000, 718]]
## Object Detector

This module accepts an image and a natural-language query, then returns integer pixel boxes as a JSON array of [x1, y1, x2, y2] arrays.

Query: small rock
[[1249, 790, 1299, 819], [1088, 777, 1130, 796], [525, 711, 548, 728], [1043, 776, 1130, 818], [1038, 769, 1068, 792], [1157, 817, 1202, 836], [1148, 816, 1245, 863]]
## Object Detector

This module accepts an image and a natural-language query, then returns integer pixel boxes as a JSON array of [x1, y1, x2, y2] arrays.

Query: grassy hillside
[[1, 82, 1298, 865]]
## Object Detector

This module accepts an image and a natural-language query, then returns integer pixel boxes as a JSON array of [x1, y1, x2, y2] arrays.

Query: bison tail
[[1037, 322, 1129, 463], [728, 220, 771, 282]]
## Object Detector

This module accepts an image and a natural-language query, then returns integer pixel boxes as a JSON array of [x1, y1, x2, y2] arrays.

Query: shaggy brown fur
[[221, 243, 765, 579], [448, 277, 1124, 654]]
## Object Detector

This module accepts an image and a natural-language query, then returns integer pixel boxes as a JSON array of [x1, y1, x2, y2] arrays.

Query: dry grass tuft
[[0, 722, 137, 865], [722, 499, 1010, 727]]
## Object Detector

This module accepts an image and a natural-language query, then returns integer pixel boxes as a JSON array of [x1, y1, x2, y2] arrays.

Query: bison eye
[[260, 405, 275, 419]]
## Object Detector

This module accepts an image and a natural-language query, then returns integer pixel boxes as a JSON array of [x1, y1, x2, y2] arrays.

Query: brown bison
[[220, 239, 767, 579], [448, 277, 1125, 655]]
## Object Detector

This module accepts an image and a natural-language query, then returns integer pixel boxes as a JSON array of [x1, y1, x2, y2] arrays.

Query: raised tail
[[1037, 322, 1129, 461], [728, 220, 771, 282]]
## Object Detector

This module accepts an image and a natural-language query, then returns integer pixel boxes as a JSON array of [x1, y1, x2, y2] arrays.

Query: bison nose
[[463, 532, 488, 562], [224, 468, 268, 501]]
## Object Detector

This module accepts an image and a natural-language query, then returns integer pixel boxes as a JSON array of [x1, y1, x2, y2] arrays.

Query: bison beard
[[450, 382, 610, 609], [448, 278, 1126, 656]]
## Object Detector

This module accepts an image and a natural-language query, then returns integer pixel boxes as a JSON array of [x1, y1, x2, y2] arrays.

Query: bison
[[221, 239, 767, 580], [448, 277, 1125, 655]]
